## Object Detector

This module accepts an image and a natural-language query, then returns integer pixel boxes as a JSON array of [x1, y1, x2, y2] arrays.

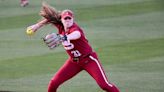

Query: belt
[[72, 52, 93, 62], [73, 57, 80, 62]]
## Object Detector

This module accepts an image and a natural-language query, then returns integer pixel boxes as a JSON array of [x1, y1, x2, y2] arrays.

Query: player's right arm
[[26, 2, 61, 36], [27, 19, 48, 33]]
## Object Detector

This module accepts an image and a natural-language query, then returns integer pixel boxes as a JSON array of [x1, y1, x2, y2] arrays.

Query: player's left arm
[[42, 31, 81, 49], [66, 31, 81, 40]]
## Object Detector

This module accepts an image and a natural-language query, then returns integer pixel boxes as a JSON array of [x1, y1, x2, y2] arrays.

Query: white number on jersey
[[71, 50, 81, 57]]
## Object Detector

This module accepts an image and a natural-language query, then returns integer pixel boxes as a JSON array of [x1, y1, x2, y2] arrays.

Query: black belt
[[73, 57, 80, 62], [72, 52, 92, 62]]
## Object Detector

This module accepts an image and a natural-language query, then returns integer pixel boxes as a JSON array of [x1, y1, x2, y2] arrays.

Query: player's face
[[61, 16, 74, 28]]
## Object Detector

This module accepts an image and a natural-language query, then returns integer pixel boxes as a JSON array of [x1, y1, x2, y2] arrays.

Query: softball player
[[27, 3, 120, 92]]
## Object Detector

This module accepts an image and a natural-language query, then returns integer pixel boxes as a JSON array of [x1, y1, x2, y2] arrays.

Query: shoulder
[[69, 23, 83, 33]]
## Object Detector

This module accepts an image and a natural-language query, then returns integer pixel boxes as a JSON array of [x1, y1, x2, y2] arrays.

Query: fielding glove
[[43, 33, 67, 49]]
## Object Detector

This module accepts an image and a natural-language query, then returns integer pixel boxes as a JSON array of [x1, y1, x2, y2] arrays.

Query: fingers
[[26, 24, 39, 36], [43, 33, 61, 49], [44, 38, 59, 49], [26, 20, 48, 36], [26, 27, 34, 36]]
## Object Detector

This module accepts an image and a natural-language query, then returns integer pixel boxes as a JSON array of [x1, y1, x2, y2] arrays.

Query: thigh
[[83, 55, 113, 87], [51, 58, 82, 84]]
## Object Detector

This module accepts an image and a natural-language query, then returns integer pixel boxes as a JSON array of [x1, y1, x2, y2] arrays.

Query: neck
[[64, 23, 74, 32], [64, 27, 69, 32]]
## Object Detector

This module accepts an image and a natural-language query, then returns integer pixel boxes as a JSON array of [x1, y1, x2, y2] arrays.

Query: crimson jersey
[[54, 23, 93, 58], [49, 23, 120, 92]]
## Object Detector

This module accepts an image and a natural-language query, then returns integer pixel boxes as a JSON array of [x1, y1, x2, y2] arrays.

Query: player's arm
[[35, 19, 48, 29], [26, 2, 61, 36], [26, 19, 49, 35], [42, 31, 81, 49], [58, 31, 81, 49], [66, 31, 81, 40], [35, 19, 49, 29]]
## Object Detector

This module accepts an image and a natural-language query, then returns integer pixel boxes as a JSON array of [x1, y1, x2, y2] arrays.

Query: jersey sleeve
[[52, 23, 64, 34]]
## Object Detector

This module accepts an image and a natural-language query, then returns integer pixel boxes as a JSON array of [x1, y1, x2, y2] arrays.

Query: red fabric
[[48, 23, 120, 92], [61, 10, 73, 19], [48, 52, 120, 92], [55, 23, 93, 58]]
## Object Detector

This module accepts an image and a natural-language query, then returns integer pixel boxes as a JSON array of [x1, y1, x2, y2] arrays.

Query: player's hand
[[43, 33, 63, 49], [26, 24, 39, 36]]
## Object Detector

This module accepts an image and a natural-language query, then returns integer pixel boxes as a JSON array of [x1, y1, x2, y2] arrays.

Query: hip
[[70, 52, 99, 65]]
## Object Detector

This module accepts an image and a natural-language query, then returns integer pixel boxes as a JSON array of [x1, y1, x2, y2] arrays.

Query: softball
[[26, 28, 34, 36]]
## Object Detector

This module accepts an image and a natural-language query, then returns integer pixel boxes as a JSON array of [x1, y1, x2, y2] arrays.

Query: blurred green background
[[0, 0, 164, 92]]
